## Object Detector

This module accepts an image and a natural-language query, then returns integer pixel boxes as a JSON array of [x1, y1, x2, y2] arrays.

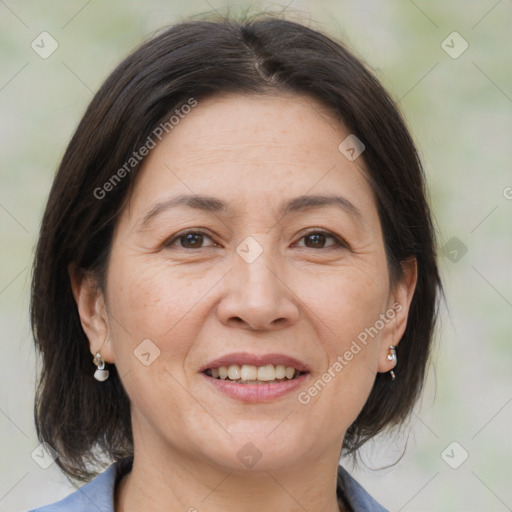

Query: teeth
[[240, 365, 258, 380], [207, 364, 300, 382], [275, 365, 286, 379], [257, 364, 276, 381], [285, 366, 295, 379], [227, 365, 241, 380]]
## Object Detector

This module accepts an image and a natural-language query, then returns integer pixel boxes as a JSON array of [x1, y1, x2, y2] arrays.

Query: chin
[[194, 423, 306, 471]]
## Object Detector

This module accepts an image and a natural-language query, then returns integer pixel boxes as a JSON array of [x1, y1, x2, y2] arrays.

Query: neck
[[115, 448, 347, 512]]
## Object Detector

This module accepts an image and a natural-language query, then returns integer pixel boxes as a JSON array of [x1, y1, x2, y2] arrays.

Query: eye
[[163, 228, 348, 251], [164, 229, 216, 249], [296, 230, 348, 250]]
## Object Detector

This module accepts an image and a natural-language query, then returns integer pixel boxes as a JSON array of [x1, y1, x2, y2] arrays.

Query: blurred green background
[[1, 1, 511, 511]]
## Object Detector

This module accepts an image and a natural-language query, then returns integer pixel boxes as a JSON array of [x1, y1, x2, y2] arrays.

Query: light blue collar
[[29, 459, 388, 511]]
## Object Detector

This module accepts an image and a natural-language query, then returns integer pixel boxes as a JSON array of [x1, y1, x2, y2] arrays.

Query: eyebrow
[[139, 193, 365, 228]]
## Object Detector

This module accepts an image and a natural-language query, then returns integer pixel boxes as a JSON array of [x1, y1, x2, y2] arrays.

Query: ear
[[377, 256, 417, 373], [68, 263, 115, 363]]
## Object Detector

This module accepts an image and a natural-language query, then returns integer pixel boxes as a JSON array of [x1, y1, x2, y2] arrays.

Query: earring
[[93, 352, 109, 381], [387, 345, 397, 380]]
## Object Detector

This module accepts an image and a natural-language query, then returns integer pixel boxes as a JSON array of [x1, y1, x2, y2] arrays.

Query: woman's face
[[76, 93, 416, 472]]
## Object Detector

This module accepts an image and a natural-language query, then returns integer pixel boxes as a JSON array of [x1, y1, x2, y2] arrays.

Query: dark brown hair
[[31, 12, 442, 482]]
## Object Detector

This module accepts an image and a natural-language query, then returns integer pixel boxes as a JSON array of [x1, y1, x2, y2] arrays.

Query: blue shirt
[[28, 458, 388, 512]]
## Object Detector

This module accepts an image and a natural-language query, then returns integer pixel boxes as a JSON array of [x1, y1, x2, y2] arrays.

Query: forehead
[[123, 92, 378, 226]]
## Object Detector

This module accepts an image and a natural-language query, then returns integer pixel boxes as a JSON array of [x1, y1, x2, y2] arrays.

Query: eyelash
[[164, 228, 350, 251]]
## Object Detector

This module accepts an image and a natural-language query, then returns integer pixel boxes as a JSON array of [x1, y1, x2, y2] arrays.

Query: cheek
[[301, 263, 389, 350], [281, 270, 388, 446], [108, 253, 215, 329], [104, 258, 210, 427], [104, 252, 235, 382], [296, 283, 384, 433], [296, 264, 388, 410], [104, 257, 198, 367]]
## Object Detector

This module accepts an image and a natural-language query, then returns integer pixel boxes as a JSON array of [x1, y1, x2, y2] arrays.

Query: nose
[[216, 251, 300, 331]]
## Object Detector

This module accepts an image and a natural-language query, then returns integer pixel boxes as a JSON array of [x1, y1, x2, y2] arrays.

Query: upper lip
[[200, 352, 310, 373]]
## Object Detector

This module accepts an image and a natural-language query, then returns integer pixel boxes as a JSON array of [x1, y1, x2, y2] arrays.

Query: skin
[[70, 92, 417, 512]]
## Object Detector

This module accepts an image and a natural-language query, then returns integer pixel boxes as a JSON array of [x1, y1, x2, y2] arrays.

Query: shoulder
[[337, 465, 389, 512], [26, 460, 126, 512]]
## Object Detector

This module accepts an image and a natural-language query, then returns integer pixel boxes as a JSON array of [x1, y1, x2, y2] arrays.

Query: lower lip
[[200, 372, 309, 402]]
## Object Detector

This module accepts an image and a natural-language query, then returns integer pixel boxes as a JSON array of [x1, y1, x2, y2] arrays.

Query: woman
[[29, 13, 441, 512]]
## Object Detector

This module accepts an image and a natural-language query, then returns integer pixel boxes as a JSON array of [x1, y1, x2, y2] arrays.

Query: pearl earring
[[387, 345, 397, 380], [93, 352, 109, 381]]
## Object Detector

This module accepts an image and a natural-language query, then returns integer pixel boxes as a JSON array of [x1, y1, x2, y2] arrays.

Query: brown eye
[[304, 233, 328, 248], [298, 230, 344, 249], [165, 230, 215, 249], [180, 233, 205, 248]]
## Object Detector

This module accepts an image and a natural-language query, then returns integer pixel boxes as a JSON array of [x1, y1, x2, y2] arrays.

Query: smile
[[203, 363, 304, 384]]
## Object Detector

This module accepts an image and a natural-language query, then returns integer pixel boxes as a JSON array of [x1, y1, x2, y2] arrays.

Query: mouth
[[199, 353, 310, 401], [203, 364, 307, 384]]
